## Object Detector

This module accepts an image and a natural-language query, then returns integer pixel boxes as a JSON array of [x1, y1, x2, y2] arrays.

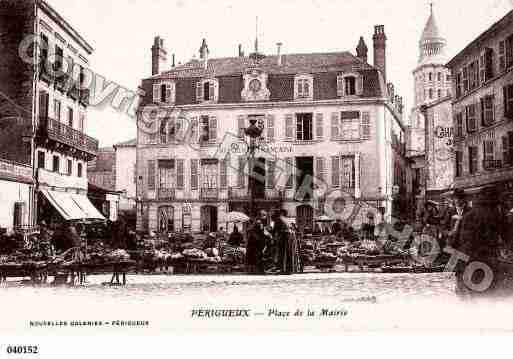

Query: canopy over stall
[[40, 190, 105, 221]]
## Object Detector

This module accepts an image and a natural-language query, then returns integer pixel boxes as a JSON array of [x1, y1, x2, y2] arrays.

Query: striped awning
[[41, 190, 105, 221]]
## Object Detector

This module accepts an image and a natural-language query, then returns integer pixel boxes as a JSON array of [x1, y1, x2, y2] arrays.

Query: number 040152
[[6, 345, 39, 355]]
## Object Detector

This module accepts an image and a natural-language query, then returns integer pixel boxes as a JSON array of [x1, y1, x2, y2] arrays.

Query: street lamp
[[244, 118, 264, 218]]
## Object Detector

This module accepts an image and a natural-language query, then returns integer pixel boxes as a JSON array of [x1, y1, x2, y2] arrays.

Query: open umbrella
[[315, 215, 334, 222], [226, 211, 250, 223]]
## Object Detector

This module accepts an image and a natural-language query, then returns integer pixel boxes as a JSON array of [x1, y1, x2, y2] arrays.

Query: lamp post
[[244, 118, 263, 218]]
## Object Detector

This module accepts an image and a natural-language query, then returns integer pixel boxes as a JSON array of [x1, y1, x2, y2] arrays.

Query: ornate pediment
[[241, 68, 270, 102]]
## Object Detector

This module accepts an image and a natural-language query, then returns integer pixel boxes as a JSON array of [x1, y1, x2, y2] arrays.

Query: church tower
[[412, 4, 451, 113]]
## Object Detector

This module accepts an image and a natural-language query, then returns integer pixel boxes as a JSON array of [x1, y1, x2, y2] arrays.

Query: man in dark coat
[[454, 188, 503, 295]]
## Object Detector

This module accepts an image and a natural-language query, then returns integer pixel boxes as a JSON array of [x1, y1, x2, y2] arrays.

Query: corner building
[[136, 26, 407, 233]]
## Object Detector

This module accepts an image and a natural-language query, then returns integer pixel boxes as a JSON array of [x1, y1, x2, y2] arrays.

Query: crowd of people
[[224, 209, 301, 275]]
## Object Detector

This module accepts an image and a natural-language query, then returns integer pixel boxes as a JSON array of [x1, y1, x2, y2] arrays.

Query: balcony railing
[[38, 117, 99, 156], [483, 159, 503, 171], [228, 188, 284, 201], [158, 187, 176, 200], [200, 188, 219, 201]]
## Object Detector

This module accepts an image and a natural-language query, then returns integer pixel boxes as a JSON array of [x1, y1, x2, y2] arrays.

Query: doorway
[[200, 205, 218, 233], [158, 206, 175, 233], [296, 157, 314, 201]]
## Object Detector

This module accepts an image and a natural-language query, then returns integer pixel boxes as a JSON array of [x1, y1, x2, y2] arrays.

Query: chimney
[[276, 42, 283, 66], [372, 25, 387, 83], [199, 38, 209, 69], [172, 54, 176, 67], [151, 36, 168, 76], [356, 36, 368, 63], [238, 44, 244, 57]]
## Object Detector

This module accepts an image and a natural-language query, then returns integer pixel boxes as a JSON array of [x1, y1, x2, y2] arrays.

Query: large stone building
[[136, 25, 407, 234], [407, 5, 453, 201], [0, 0, 103, 228], [447, 8, 513, 207]]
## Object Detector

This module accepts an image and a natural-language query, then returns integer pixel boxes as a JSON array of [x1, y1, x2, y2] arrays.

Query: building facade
[[88, 147, 116, 190], [136, 26, 407, 234], [447, 9, 513, 207], [113, 139, 137, 212], [0, 0, 101, 227]]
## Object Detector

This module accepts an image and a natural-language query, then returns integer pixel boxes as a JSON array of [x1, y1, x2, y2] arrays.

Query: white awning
[[41, 190, 105, 221], [41, 190, 86, 221], [71, 194, 105, 220]]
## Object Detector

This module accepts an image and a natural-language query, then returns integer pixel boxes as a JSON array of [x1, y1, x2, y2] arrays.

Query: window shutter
[[285, 157, 294, 189], [499, 40, 506, 72], [337, 76, 345, 97], [190, 117, 199, 143], [331, 112, 340, 139], [39, 91, 49, 119], [354, 153, 361, 198], [479, 53, 486, 84], [191, 159, 199, 190], [267, 114, 275, 142], [315, 113, 323, 140], [506, 38, 513, 68], [153, 83, 161, 103], [480, 98, 485, 126], [147, 160, 156, 190], [238, 156, 246, 188], [209, 116, 217, 142], [13, 202, 25, 229], [220, 159, 228, 189], [196, 81, 203, 102], [285, 114, 294, 140], [503, 135, 509, 165], [508, 131, 513, 166], [505, 86, 510, 117], [238, 115, 246, 139], [356, 75, 364, 96], [176, 159, 184, 189], [331, 156, 340, 188], [361, 112, 371, 140], [316, 157, 325, 182], [209, 81, 215, 101]]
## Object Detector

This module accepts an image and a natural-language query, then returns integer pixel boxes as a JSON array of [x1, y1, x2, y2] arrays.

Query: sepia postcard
[[0, 0, 513, 356]]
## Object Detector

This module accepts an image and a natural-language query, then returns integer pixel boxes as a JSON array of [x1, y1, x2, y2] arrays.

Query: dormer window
[[294, 74, 313, 100], [196, 78, 219, 103], [337, 73, 363, 97], [153, 81, 175, 104], [345, 77, 356, 95]]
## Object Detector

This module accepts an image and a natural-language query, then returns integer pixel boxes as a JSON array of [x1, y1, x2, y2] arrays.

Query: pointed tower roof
[[417, 3, 447, 66], [421, 3, 442, 41]]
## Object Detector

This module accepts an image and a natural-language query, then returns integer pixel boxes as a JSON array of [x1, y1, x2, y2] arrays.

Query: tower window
[[437, 72, 441, 81], [428, 72, 433, 81]]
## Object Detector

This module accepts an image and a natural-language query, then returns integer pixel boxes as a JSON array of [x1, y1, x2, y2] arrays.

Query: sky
[[46, 0, 513, 147]]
